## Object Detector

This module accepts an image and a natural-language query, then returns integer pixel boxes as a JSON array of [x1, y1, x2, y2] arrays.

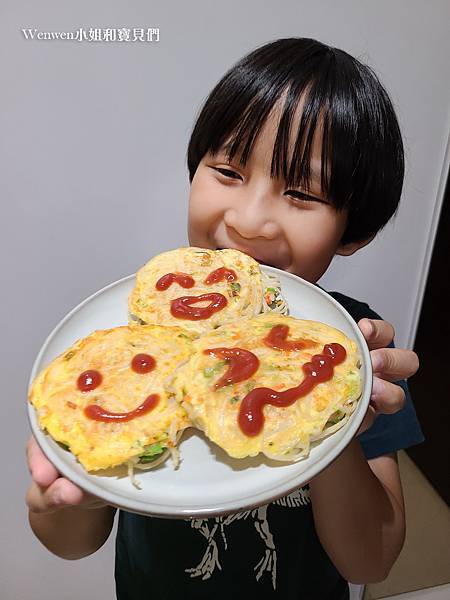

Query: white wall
[[1, 1, 449, 599]]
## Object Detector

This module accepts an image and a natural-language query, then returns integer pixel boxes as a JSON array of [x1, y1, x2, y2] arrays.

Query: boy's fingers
[[356, 377, 406, 436], [358, 318, 395, 350], [371, 348, 419, 381], [371, 377, 406, 413], [26, 437, 59, 488]]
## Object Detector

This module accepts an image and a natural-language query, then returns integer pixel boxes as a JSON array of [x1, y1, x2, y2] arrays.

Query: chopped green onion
[[230, 282, 241, 296], [203, 360, 227, 378]]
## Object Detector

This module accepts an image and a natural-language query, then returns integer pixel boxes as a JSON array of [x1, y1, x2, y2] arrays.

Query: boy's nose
[[223, 196, 280, 240]]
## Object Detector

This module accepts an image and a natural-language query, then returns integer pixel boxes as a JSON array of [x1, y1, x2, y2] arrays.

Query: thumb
[[26, 477, 86, 514], [26, 436, 60, 488]]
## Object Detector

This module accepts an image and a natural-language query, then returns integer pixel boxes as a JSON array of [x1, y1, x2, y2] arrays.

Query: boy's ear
[[335, 233, 376, 257]]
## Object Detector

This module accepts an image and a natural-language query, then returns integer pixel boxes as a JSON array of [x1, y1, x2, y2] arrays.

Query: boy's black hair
[[187, 37, 404, 245]]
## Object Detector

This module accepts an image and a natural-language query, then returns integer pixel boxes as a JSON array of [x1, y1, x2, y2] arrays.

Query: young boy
[[26, 38, 423, 599]]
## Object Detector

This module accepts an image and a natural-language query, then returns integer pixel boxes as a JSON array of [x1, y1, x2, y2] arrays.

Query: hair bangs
[[270, 79, 336, 199]]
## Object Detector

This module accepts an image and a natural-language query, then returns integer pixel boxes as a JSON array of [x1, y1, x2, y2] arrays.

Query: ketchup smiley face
[[155, 267, 240, 322], [81, 353, 159, 423]]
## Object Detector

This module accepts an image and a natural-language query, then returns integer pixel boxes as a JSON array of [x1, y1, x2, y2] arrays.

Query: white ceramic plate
[[28, 266, 372, 518]]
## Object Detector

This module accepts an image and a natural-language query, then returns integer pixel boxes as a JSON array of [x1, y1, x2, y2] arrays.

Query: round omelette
[[173, 313, 362, 461], [28, 324, 195, 472], [128, 247, 286, 334]]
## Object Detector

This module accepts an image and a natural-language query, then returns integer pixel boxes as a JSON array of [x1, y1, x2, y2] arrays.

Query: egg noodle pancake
[[28, 325, 195, 473], [29, 247, 363, 482], [173, 313, 362, 461], [128, 247, 288, 334]]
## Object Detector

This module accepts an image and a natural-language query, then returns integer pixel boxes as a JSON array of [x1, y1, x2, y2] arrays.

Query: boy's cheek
[[188, 192, 224, 229], [187, 208, 212, 247]]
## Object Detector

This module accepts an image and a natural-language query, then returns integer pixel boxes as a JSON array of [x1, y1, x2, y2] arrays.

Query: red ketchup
[[238, 343, 347, 436], [171, 293, 227, 320], [203, 347, 260, 388], [156, 272, 195, 290], [84, 394, 159, 422], [264, 324, 316, 351], [205, 267, 237, 284], [131, 353, 156, 374], [77, 370, 102, 392]]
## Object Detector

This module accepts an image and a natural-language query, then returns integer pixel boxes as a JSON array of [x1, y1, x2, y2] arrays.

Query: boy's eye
[[285, 190, 325, 204], [212, 167, 243, 181]]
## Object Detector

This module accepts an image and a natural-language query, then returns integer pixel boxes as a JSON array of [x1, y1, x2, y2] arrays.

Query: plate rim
[[27, 265, 372, 518]]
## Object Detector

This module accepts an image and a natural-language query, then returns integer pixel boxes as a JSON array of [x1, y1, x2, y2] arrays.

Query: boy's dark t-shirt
[[115, 291, 424, 600]]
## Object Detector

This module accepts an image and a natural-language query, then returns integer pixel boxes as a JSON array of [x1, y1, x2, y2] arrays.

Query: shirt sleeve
[[358, 351, 425, 460]]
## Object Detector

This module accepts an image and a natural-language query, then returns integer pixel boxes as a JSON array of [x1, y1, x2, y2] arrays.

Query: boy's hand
[[26, 436, 107, 514], [356, 318, 419, 435]]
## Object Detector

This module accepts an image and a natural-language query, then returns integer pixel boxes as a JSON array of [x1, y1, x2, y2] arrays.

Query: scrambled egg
[[28, 325, 195, 471], [128, 247, 264, 334], [173, 313, 362, 461]]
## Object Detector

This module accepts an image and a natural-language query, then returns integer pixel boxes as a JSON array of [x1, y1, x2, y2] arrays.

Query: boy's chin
[[254, 258, 279, 269]]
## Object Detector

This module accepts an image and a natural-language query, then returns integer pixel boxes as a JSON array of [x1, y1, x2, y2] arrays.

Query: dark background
[[408, 172, 450, 505]]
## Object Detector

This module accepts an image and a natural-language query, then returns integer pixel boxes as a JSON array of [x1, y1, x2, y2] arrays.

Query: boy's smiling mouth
[[208, 223, 291, 270]]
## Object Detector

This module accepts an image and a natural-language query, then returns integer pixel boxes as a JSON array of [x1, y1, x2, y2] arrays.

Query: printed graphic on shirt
[[185, 486, 311, 590]]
